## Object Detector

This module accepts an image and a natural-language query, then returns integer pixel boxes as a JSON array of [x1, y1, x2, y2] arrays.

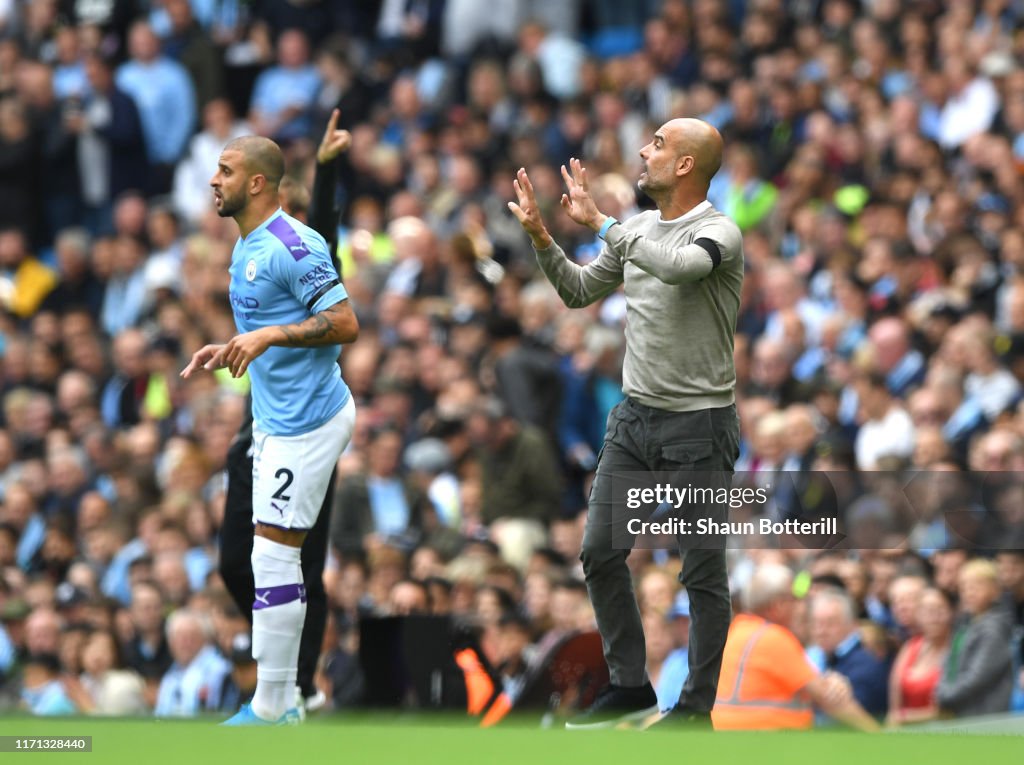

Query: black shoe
[[643, 704, 713, 730], [565, 683, 660, 730]]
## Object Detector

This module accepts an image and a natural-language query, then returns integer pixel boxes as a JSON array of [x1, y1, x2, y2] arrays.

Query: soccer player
[[181, 135, 358, 725], [218, 111, 351, 717]]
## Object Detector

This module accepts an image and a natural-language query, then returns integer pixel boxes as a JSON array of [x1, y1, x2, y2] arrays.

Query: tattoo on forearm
[[275, 304, 349, 347]]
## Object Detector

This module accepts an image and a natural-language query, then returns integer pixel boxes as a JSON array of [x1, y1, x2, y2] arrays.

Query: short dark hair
[[223, 136, 285, 189]]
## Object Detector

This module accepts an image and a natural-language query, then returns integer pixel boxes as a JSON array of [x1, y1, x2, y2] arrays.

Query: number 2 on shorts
[[272, 468, 294, 502]]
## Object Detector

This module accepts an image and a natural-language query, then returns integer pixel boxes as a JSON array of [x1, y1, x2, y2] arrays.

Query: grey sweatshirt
[[535, 203, 744, 412]]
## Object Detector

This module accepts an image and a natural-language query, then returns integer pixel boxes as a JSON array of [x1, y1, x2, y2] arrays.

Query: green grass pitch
[[0, 714, 1020, 765]]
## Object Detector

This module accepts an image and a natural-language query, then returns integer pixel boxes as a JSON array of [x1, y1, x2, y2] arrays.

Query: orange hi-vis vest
[[711, 613, 816, 731]]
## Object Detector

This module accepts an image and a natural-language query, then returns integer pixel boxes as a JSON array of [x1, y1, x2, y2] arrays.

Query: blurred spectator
[[853, 371, 916, 471], [468, 398, 562, 525], [721, 144, 777, 232], [77, 51, 147, 234], [216, 631, 258, 713], [937, 559, 1014, 717], [888, 574, 928, 643], [486, 314, 561, 447], [248, 28, 320, 143], [173, 99, 250, 227], [161, 0, 224, 113], [807, 589, 891, 719], [120, 580, 172, 705], [41, 228, 105, 316], [24, 606, 62, 655], [938, 58, 999, 150], [644, 607, 677, 711], [330, 426, 432, 555], [0, 228, 57, 320], [154, 608, 229, 717], [19, 652, 76, 716], [116, 21, 196, 194], [658, 591, 691, 697], [0, 99, 40, 240], [887, 587, 954, 727], [70, 628, 147, 715]]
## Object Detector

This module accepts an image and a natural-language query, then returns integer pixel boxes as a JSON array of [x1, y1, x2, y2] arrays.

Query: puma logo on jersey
[[254, 591, 270, 606]]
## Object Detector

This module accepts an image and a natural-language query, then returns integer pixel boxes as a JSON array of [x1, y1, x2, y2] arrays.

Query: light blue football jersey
[[228, 208, 351, 436]]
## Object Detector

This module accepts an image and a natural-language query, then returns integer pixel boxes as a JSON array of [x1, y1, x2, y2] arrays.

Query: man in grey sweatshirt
[[509, 118, 744, 728]]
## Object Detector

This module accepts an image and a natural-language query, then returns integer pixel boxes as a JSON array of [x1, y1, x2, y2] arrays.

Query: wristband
[[598, 216, 618, 240]]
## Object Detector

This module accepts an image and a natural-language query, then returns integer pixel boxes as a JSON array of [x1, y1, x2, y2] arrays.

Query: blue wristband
[[598, 216, 618, 240]]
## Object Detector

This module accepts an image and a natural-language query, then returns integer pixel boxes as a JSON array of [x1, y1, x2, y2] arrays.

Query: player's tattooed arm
[[271, 301, 359, 348], [217, 301, 359, 378]]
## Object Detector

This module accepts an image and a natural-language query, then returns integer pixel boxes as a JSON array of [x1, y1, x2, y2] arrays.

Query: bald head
[[224, 136, 285, 189], [638, 118, 723, 206], [663, 118, 723, 187]]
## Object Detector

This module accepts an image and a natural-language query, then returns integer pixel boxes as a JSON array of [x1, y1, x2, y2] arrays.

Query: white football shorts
[[251, 396, 356, 531]]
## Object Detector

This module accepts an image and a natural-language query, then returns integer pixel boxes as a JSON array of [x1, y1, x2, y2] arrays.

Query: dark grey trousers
[[580, 397, 740, 712]]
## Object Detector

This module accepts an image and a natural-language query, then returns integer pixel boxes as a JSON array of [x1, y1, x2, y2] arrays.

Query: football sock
[[250, 535, 305, 721]]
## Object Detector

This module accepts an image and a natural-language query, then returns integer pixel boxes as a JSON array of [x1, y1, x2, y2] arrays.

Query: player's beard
[[637, 164, 663, 194], [216, 190, 245, 218]]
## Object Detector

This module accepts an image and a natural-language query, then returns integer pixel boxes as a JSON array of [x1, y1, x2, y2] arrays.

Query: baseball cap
[[404, 438, 451, 474], [976, 193, 1011, 215], [55, 582, 91, 610], [229, 632, 255, 665], [0, 598, 30, 622]]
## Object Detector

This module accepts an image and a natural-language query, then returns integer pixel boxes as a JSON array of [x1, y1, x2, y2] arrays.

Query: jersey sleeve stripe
[[305, 279, 341, 311]]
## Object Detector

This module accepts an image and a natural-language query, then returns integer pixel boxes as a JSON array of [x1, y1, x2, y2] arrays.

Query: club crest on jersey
[[245, 259, 257, 281]]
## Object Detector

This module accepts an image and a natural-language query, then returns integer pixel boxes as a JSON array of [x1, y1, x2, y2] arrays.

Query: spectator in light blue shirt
[[249, 29, 321, 143], [52, 27, 88, 101], [154, 610, 230, 717], [21, 654, 77, 716], [0, 622, 16, 676], [115, 21, 196, 192], [655, 593, 691, 710], [99, 236, 148, 337], [3, 482, 46, 571]]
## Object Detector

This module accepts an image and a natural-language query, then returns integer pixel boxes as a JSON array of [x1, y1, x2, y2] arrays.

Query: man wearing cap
[[218, 632, 259, 713]]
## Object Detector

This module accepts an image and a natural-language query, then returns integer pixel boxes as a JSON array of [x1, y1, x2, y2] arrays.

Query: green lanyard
[[946, 623, 968, 680]]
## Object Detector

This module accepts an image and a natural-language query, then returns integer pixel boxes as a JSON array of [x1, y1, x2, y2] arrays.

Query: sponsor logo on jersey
[[229, 291, 259, 319], [299, 263, 335, 289]]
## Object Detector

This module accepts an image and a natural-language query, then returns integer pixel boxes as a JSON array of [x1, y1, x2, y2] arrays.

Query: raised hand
[[317, 108, 352, 164], [507, 167, 553, 249], [559, 157, 605, 231]]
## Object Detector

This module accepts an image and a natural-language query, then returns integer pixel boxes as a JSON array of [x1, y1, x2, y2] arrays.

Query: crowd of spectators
[[0, 0, 1023, 726]]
